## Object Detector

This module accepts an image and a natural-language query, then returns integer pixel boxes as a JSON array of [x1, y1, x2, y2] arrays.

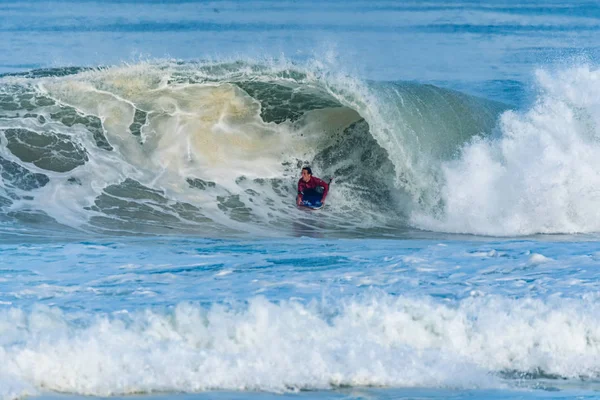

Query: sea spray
[[413, 65, 600, 236]]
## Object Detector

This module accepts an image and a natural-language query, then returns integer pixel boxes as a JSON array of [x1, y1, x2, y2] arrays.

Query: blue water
[[2, 1, 600, 399]]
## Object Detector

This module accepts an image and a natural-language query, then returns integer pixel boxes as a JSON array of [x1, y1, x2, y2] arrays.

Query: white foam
[[3, 294, 600, 398], [413, 64, 600, 236], [529, 253, 552, 264], [0, 298, 489, 398], [0, 374, 36, 400]]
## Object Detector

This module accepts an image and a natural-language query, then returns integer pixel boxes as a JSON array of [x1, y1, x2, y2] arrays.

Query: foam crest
[[4, 294, 600, 398], [0, 298, 489, 398], [413, 65, 600, 235]]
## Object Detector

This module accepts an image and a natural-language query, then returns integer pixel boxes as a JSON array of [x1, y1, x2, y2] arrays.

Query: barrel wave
[[0, 60, 509, 237]]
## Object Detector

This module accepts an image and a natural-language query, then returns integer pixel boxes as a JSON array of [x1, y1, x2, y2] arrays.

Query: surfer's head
[[301, 166, 312, 182]]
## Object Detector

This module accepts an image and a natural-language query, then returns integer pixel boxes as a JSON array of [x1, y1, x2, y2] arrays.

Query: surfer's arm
[[315, 177, 329, 201], [297, 180, 304, 205]]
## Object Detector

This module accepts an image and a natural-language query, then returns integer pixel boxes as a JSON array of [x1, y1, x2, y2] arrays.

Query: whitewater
[[2, 1, 600, 400]]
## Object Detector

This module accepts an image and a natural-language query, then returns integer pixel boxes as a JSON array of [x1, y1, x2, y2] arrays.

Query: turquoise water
[[2, 1, 600, 399], [5, 237, 600, 398]]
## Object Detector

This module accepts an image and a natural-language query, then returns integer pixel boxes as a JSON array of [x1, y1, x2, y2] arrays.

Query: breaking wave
[[18, 61, 600, 237], [0, 59, 507, 237], [4, 294, 600, 398]]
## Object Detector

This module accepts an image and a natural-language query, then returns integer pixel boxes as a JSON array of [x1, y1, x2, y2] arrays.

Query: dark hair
[[302, 166, 312, 175]]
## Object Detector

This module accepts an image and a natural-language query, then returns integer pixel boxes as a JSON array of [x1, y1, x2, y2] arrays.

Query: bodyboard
[[297, 201, 323, 210]]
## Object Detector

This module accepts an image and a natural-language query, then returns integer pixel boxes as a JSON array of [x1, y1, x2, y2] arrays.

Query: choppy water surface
[[4, 236, 600, 399]]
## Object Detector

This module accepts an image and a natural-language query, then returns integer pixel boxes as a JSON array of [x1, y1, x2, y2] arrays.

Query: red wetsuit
[[297, 176, 329, 202]]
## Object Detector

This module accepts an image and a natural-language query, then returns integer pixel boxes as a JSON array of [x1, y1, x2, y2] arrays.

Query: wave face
[[0, 60, 506, 237]]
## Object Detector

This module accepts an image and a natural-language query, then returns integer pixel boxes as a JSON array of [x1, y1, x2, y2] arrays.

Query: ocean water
[[2, 1, 600, 399]]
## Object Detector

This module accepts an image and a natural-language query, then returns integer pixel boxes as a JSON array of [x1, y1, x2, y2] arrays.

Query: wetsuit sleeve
[[297, 179, 304, 200], [314, 177, 329, 200]]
